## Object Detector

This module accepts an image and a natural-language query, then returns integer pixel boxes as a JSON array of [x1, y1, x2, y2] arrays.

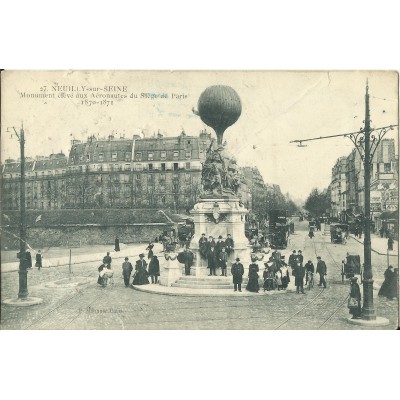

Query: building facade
[[2, 130, 289, 215], [329, 138, 398, 225]]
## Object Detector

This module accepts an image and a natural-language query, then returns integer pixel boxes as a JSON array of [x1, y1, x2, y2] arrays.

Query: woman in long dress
[[378, 266, 395, 300], [246, 262, 260, 293], [348, 277, 362, 319], [132, 256, 150, 285], [280, 263, 290, 290]]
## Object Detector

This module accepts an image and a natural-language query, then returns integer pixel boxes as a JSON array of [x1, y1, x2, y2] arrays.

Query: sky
[[1, 70, 398, 202]]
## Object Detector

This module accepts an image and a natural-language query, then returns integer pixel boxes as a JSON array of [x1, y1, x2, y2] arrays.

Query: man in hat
[[225, 234, 234, 258], [122, 257, 133, 287], [231, 257, 244, 292], [183, 247, 194, 276], [316, 256, 327, 288], [293, 261, 306, 294], [207, 236, 217, 276], [304, 260, 315, 286], [288, 250, 297, 269], [199, 233, 208, 259], [215, 235, 224, 257], [103, 251, 112, 267], [297, 250, 304, 266], [35, 250, 42, 270], [218, 247, 228, 276]]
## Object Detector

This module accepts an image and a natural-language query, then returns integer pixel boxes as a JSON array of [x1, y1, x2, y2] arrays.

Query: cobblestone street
[[1, 220, 398, 330]]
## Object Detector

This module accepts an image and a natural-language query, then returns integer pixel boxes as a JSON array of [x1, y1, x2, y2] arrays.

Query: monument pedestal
[[189, 196, 251, 276], [158, 253, 183, 287]]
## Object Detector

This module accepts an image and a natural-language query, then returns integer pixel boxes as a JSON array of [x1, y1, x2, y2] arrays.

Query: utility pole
[[290, 81, 397, 323]]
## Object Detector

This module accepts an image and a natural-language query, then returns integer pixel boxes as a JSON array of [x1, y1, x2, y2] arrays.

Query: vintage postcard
[[1, 70, 398, 330]]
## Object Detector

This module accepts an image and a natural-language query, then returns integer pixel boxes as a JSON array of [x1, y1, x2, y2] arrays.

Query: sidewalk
[[350, 234, 398, 256], [1, 242, 165, 273]]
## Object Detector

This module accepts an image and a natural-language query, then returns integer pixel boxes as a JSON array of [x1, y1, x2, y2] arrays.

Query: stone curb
[[131, 284, 296, 297]]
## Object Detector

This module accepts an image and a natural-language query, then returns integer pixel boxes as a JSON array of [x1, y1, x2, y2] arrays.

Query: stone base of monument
[[158, 253, 183, 287], [189, 196, 252, 276]]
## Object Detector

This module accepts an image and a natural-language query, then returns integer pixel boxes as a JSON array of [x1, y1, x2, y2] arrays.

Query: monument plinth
[[190, 197, 249, 276]]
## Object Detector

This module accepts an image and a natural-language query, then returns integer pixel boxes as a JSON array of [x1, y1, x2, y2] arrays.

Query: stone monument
[[189, 85, 250, 276]]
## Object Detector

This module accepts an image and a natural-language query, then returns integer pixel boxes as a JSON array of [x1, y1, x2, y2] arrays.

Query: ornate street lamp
[[290, 81, 397, 323]]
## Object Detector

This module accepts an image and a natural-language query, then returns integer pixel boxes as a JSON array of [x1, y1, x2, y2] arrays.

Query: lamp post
[[9, 124, 28, 299], [290, 81, 397, 323]]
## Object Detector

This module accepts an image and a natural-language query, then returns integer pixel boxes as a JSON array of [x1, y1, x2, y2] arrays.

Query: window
[[384, 163, 391, 173], [124, 164, 130, 171], [148, 152, 154, 161], [161, 151, 166, 160], [135, 163, 142, 171], [185, 162, 190, 170], [173, 151, 179, 159], [79, 155, 83, 162], [173, 163, 178, 171], [136, 152, 142, 161], [160, 174, 165, 181], [173, 184, 178, 192], [149, 163, 153, 171], [148, 174, 153, 182], [161, 163, 166, 171], [98, 153, 104, 162], [136, 174, 140, 180], [161, 196, 166, 204], [185, 151, 191, 159], [125, 152, 131, 162], [86, 154, 90, 162], [185, 173, 190, 182], [111, 152, 117, 161]]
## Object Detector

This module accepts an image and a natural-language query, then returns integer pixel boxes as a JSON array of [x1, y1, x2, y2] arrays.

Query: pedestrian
[[35, 250, 42, 270], [379, 227, 384, 238], [215, 235, 224, 257], [348, 277, 362, 319], [122, 257, 133, 287], [308, 228, 314, 239], [182, 247, 194, 276], [26, 250, 32, 269], [391, 268, 399, 300], [146, 242, 154, 260], [225, 234, 234, 260], [378, 265, 395, 300], [388, 236, 394, 251], [275, 269, 283, 290], [103, 252, 112, 266], [288, 250, 297, 274], [114, 237, 120, 252], [280, 262, 290, 289], [132, 253, 149, 285], [297, 250, 304, 266], [246, 260, 260, 293], [304, 260, 315, 285], [263, 263, 275, 291], [98, 263, 107, 287], [148, 255, 160, 284], [207, 236, 217, 276], [316, 256, 327, 288], [231, 257, 244, 292], [218, 247, 228, 276], [293, 261, 306, 294], [199, 233, 208, 259]]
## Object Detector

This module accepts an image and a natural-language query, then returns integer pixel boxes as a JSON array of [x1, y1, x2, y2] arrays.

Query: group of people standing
[[199, 233, 234, 276], [18, 249, 43, 270], [97, 250, 160, 288]]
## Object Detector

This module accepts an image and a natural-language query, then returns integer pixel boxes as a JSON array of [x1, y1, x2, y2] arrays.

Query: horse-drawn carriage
[[330, 224, 349, 244], [341, 253, 362, 283]]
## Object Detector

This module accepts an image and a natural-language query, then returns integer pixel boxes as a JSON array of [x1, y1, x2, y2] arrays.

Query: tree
[[304, 188, 330, 217]]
